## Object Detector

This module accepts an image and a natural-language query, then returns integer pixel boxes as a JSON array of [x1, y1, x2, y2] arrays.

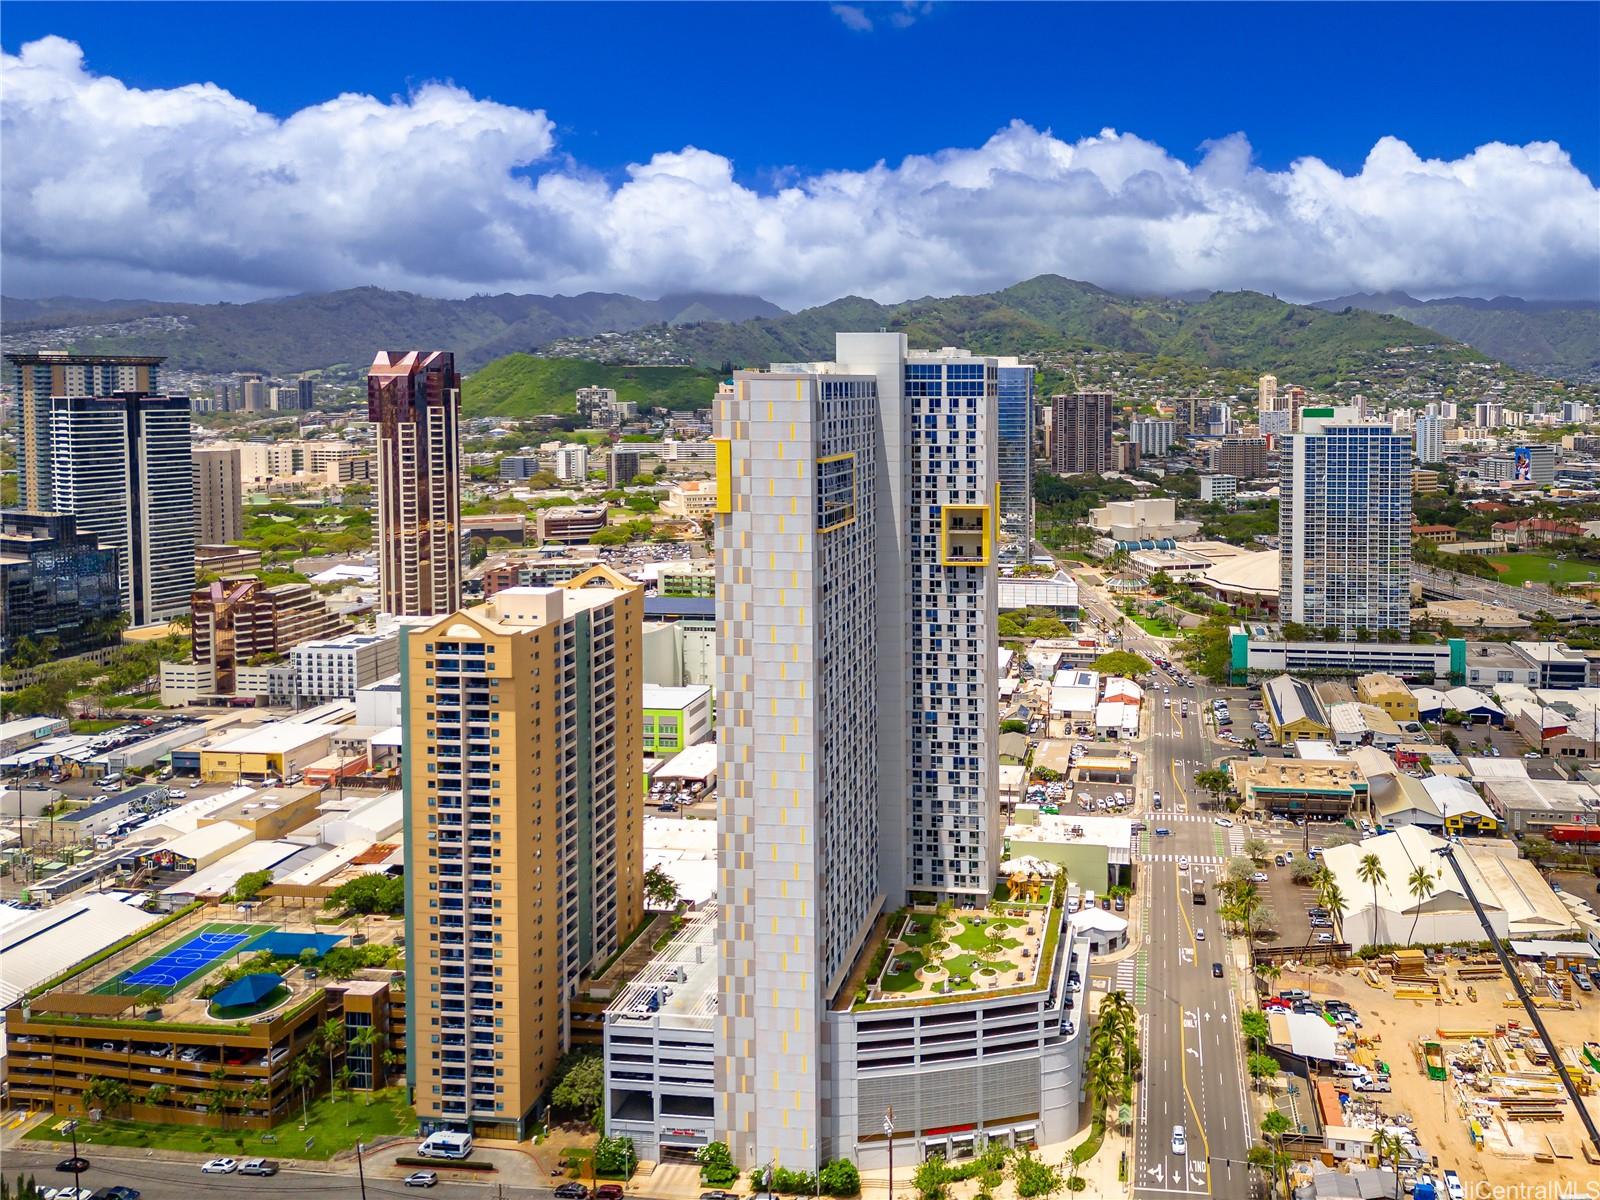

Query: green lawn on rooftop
[[26, 1087, 414, 1160]]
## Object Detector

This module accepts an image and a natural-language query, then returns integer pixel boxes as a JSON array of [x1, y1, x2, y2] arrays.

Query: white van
[[418, 1131, 473, 1160]]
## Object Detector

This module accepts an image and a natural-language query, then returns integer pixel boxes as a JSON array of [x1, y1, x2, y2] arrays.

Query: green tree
[[1000, 718, 1030, 734], [324, 873, 404, 915], [696, 1141, 737, 1186], [1259, 1110, 1293, 1198], [230, 869, 273, 902], [319, 1017, 346, 1089], [551, 1052, 605, 1116], [145, 1082, 172, 1114], [1239, 1008, 1271, 1049], [1406, 865, 1438, 947], [1242, 837, 1270, 863], [1093, 650, 1152, 678], [1011, 1151, 1062, 1199], [593, 1134, 636, 1178], [1193, 768, 1234, 806], [1247, 1052, 1279, 1090], [914, 1157, 951, 1200], [1357, 853, 1388, 946], [643, 865, 680, 910], [818, 1159, 862, 1197], [290, 1051, 319, 1126]]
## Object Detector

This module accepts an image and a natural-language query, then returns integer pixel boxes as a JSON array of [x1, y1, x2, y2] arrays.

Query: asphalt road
[[1, 1142, 560, 1199], [1074, 578, 1256, 1199]]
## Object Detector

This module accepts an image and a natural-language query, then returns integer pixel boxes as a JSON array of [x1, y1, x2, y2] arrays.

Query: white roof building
[[1320, 826, 1573, 950], [159, 839, 306, 901], [1051, 669, 1099, 719], [157, 820, 255, 868], [0, 893, 164, 1007]]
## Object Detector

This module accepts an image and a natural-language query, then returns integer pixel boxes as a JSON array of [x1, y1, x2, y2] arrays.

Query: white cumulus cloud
[[2, 35, 1596, 307]]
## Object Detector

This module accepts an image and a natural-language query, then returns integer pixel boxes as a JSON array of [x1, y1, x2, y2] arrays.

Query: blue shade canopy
[[212, 972, 284, 1008], [244, 931, 344, 957]]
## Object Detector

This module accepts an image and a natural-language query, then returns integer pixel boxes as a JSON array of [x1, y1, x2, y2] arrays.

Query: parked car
[[1274, 854, 1286, 867], [238, 1160, 279, 1177], [89, 1188, 141, 1200], [403, 1172, 438, 1189], [596, 1187, 625, 1200], [1443, 1170, 1466, 1200], [554, 1185, 590, 1200], [200, 1160, 237, 1175]]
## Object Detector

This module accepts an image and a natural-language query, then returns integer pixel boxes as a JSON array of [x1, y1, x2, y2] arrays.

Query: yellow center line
[[1176, 863, 1198, 954], [1177, 1013, 1214, 1195]]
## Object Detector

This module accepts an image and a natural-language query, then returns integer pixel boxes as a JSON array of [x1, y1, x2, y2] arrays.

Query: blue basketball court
[[101, 923, 270, 994]]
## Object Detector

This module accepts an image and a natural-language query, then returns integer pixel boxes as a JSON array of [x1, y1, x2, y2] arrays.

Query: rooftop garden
[[854, 877, 1063, 1010]]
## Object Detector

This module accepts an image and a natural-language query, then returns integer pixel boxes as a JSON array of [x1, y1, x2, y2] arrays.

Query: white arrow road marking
[[1187, 1047, 1200, 1059]]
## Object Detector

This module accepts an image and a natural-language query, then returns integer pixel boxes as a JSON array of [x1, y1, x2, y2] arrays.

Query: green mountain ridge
[[656, 276, 1480, 383], [0, 287, 785, 375], [1310, 292, 1599, 381]]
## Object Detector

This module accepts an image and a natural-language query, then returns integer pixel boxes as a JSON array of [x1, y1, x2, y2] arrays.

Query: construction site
[[1264, 944, 1600, 1195]]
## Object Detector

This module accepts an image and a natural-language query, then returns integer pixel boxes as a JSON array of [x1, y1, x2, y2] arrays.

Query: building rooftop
[[851, 878, 1064, 1010], [207, 720, 346, 756], [605, 901, 719, 1028], [1264, 674, 1328, 730], [0, 893, 163, 1008], [641, 683, 711, 709]]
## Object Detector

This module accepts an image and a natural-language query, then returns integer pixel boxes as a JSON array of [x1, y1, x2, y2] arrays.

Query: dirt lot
[[1272, 956, 1600, 1194]]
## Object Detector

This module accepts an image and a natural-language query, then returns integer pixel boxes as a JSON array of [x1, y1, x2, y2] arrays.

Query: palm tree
[[1321, 881, 1349, 945], [1255, 961, 1282, 997], [1406, 865, 1438, 947], [1357, 853, 1388, 947], [289, 1051, 319, 1126], [350, 1024, 382, 1089], [1371, 1127, 1404, 1199], [144, 1083, 172, 1116], [1259, 1110, 1292, 1198], [319, 1017, 346, 1088]]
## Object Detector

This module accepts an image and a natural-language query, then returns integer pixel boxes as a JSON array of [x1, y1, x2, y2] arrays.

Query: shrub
[[697, 1141, 737, 1187], [818, 1159, 861, 1197]]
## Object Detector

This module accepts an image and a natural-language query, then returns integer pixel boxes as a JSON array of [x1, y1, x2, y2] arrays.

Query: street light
[[65, 1118, 82, 1193]]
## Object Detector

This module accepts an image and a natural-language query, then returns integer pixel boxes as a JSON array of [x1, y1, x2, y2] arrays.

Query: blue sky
[[2, 2, 1597, 304], [7, 1, 1596, 180]]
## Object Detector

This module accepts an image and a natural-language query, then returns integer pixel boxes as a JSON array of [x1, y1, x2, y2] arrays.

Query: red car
[[596, 1187, 624, 1200]]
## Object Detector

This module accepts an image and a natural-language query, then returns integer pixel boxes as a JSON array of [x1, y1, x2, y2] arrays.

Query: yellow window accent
[[768, 478, 775, 496], [790, 497, 797, 515], [766, 401, 773, 420], [781, 879, 788, 898], [782, 1032, 789, 1053], [777, 443, 785, 459], [713, 438, 733, 512], [780, 808, 787, 825], [790, 422, 796, 439]]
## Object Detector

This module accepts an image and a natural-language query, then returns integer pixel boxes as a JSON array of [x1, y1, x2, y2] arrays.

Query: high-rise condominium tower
[[714, 334, 999, 1169], [1257, 373, 1280, 416], [1049, 391, 1113, 475], [995, 358, 1036, 549], [48, 392, 194, 624], [403, 569, 643, 1139], [1413, 414, 1444, 464], [6, 352, 164, 512], [1280, 407, 1411, 638], [193, 446, 243, 545], [368, 350, 462, 617]]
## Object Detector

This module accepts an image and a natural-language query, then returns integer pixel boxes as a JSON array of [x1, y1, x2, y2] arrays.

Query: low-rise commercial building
[[292, 627, 405, 702], [1228, 624, 1465, 686], [537, 504, 609, 543], [1262, 674, 1331, 742], [198, 720, 346, 782], [1355, 673, 1419, 724], [1232, 755, 1367, 818], [1481, 777, 1600, 837], [640, 683, 713, 755]]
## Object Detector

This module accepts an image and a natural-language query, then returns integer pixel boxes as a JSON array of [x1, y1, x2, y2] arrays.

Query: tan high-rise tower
[[368, 350, 462, 616], [403, 567, 644, 1139], [193, 446, 242, 545]]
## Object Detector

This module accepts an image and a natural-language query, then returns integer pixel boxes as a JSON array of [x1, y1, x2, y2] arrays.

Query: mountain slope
[[0, 288, 786, 374], [662, 276, 1475, 381], [461, 355, 720, 418], [1313, 293, 1600, 380]]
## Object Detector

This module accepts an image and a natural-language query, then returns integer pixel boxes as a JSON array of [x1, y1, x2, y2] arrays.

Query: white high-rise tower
[[1280, 407, 1412, 637], [713, 334, 1000, 1169]]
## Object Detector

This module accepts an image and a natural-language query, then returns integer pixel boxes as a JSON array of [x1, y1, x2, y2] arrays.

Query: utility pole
[[355, 1139, 369, 1200]]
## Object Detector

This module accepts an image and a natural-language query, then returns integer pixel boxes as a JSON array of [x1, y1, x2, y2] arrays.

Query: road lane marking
[[1177, 981, 1214, 1195]]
